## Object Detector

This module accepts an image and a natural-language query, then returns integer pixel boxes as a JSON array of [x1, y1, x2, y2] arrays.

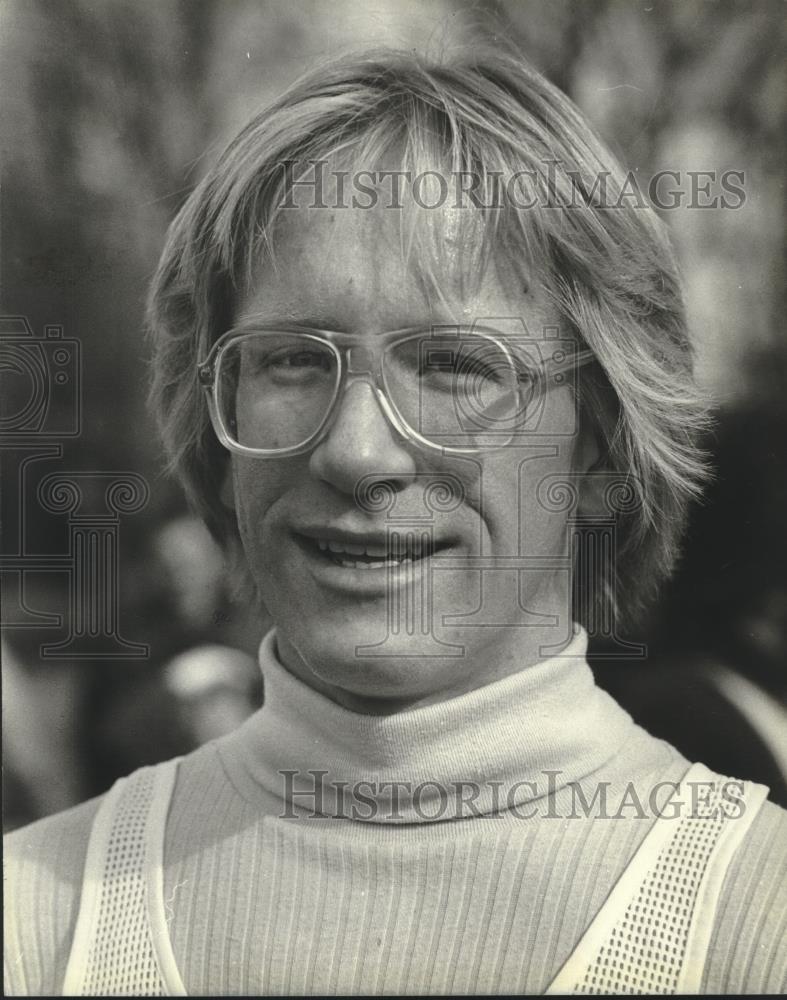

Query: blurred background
[[2, 0, 785, 830]]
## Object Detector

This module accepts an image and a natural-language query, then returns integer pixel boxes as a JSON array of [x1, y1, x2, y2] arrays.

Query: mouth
[[294, 530, 451, 571]]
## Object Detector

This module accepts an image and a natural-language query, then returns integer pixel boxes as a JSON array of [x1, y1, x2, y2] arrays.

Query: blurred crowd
[[2, 0, 785, 829]]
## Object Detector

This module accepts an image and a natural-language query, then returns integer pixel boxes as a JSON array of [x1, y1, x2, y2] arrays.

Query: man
[[5, 47, 786, 995]]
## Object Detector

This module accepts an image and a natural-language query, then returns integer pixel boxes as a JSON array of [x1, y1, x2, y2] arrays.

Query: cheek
[[483, 439, 577, 555], [231, 459, 290, 553]]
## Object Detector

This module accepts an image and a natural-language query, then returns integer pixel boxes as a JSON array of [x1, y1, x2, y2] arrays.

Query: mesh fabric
[[72, 769, 169, 995], [572, 782, 729, 994]]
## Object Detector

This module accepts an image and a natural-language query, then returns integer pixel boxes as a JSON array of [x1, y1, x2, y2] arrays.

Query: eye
[[237, 338, 335, 385], [270, 349, 331, 370], [260, 348, 334, 386], [390, 340, 513, 392]]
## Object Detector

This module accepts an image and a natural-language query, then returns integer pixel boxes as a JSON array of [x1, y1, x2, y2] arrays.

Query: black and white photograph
[[2, 1, 786, 995]]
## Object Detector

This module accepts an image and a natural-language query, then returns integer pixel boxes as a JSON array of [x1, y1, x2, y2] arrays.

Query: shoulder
[[4, 795, 103, 996], [703, 792, 787, 993]]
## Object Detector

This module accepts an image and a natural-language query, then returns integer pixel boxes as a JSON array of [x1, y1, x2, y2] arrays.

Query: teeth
[[337, 559, 394, 570], [310, 535, 436, 566], [331, 554, 418, 569], [319, 539, 404, 558], [361, 544, 389, 558]]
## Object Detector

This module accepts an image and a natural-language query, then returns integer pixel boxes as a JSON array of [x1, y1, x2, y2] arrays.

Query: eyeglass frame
[[197, 322, 596, 458]]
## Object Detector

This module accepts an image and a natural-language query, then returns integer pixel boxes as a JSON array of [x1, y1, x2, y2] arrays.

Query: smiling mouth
[[297, 533, 448, 570]]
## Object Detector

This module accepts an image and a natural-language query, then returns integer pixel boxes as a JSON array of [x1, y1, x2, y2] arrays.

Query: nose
[[308, 378, 418, 496]]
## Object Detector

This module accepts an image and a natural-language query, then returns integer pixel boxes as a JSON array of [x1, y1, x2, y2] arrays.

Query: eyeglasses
[[198, 324, 595, 457]]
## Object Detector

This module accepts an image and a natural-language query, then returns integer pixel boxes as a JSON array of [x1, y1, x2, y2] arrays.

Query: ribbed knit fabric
[[5, 629, 787, 995]]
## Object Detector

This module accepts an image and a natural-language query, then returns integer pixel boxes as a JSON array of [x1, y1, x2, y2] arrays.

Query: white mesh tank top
[[62, 760, 767, 996]]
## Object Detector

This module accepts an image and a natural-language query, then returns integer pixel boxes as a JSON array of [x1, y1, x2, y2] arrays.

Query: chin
[[292, 624, 472, 704]]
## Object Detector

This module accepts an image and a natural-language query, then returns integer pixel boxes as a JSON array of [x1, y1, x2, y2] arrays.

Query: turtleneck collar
[[217, 627, 635, 823]]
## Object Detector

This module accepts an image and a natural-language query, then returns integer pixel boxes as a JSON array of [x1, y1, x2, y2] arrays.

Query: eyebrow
[[234, 313, 349, 332], [233, 314, 468, 334]]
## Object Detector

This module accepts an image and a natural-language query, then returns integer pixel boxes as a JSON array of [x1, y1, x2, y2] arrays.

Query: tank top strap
[[62, 758, 186, 996], [545, 762, 769, 995]]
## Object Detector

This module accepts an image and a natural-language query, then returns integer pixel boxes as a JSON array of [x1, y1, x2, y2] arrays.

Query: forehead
[[237, 169, 555, 334]]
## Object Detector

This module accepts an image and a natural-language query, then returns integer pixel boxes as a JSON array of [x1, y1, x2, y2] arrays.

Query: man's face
[[228, 196, 595, 710]]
